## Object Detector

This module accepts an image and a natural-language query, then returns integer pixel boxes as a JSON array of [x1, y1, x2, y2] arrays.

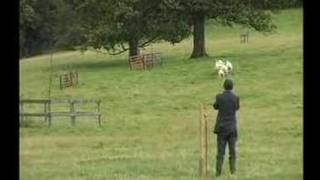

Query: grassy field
[[20, 9, 303, 180]]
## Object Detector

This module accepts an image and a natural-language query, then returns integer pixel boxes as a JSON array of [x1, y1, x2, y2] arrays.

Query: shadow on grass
[[49, 58, 129, 72], [239, 173, 302, 180], [47, 44, 295, 72]]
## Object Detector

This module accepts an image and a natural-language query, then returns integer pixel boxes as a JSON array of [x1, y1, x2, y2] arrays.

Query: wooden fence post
[[246, 31, 249, 43], [199, 104, 203, 176], [70, 100, 76, 126], [60, 75, 63, 89], [97, 101, 101, 127], [44, 102, 48, 122], [204, 106, 208, 177], [70, 72, 73, 87], [48, 101, 52, 127], [20, 102, 24, 125], [75, 71, 78, 86], [199, 104, 208, 177], [141, 56, 146, 70]]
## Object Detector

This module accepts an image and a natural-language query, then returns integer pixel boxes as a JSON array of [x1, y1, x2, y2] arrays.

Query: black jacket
[[213, 90, 240, 134]]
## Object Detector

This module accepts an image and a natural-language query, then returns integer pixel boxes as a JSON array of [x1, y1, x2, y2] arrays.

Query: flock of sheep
[[215, 59, 233, 78]]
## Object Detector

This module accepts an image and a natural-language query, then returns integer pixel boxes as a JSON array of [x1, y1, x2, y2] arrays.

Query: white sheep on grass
[[215, 59, 233, 78], [225, 60, 233, 73], [215, 60, 225, 70], [218, 69, 225, 78]]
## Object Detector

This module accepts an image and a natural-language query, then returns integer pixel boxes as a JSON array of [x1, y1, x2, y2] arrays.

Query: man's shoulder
[[223, 91, 239, 99], [230, 91, 239, 97], [218, 91, 239, 99]]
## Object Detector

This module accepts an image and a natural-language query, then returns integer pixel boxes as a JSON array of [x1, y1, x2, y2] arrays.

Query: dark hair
[[224, 79, 233, 90]]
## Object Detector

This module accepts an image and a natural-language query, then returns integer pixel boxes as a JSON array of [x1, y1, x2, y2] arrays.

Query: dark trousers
[[216, 131, 237, 176]]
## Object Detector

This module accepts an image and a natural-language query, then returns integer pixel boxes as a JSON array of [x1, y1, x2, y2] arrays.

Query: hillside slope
[[20, 9, 302, 180]]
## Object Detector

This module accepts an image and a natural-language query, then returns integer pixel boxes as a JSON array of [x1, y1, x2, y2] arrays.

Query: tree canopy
[[19, 0, 302, 58], [66, 0, 191, 57]]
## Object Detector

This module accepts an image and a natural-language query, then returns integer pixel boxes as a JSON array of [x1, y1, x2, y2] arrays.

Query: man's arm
[[236, 96, 240, 110], [213, 94, 219, 110]]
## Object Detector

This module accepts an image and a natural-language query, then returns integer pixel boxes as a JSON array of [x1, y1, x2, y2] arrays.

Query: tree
[[251, 0, 303, 9], [20, 0, 67, 57], [162, 0, 276, 58], [20, 0, 40, 57], [68, 0, 191, 58]]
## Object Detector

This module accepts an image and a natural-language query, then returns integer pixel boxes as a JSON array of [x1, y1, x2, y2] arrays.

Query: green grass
[[20, 8, 303, 180]]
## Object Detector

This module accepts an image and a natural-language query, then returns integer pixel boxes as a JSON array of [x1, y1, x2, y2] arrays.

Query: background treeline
[[19, 0, 302, 58], [253, 0, 302, 9]]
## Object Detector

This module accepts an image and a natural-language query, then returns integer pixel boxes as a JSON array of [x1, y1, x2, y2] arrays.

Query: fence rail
[[19, 99, 102, 127]]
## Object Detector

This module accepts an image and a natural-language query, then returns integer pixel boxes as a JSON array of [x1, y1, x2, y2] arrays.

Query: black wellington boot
[[216, 156, 224, 177], [229, 157, 236, 175]]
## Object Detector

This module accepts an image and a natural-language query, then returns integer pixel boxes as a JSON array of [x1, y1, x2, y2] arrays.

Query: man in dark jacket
[[213, 78, 240, 177]]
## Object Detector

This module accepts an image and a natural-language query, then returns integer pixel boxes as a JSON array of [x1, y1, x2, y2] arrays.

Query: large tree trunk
[[128, 38, 140, 57], [190, 12, 208, 59]]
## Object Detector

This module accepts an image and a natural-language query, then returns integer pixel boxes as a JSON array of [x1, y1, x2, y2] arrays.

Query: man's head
[[223, 79, 233, 90]]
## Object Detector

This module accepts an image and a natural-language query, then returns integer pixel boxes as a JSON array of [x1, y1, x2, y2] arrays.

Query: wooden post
[[246, 31, 249, 43], [70, 100, 76, 126], [44, 102, 48, 122], [75, 71, 78, 86], [48, 52, 53, 99], [70, 72, 73, 87], [199, 104, 208, 177], [48, 101, 52, 127], [60, 75, 63, 89], [64, 74, 69, 88], [97, 101, 101, 127], [204, 106, 208, 177], [141, 56, 146, 70], [199, 104, 203, 176], [70, 72, 74, 88], [240, 31, 249, 43], [150, 54, 154, 69], [20, 102, 24, 126]]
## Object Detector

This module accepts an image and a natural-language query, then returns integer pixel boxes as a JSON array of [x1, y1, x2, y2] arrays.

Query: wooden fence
[[19, 99, 102, 127], [128, 55, 145, 70], [59, 71, 79, 89], [143, 53, 162, 69], [128, 52, 162, 70], [240, 31, 249, 43]]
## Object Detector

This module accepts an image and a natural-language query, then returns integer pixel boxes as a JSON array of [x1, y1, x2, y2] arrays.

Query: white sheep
[[214, 59, 233, 78], [215, 60, 224, 70], [220, 64, 228, 73], [218, 69, 225, 78], [225, 60, 233, 73]]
